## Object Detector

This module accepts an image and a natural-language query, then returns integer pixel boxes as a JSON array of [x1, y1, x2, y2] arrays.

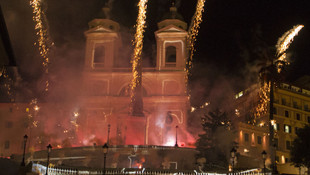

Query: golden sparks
[[254, 82, 270, 121], [130, 0, 148, 107], [185, 0, 206, 93], [275, 25, 304, 73], [30, 0, 53, 91], [1, 68, 14, 102], [71, 111, 80, 131]]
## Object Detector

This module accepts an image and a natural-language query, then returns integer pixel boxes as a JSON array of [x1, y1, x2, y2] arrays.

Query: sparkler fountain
[[30, 0, 53, 92], [130, 0, 148, 117]]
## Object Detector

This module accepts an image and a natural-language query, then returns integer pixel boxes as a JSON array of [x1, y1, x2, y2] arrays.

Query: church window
[[93, 44, 105, 67], [165, 46, 176, 67]]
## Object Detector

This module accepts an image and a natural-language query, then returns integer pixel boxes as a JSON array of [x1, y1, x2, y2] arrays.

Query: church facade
[[78, 5, 193, 147]]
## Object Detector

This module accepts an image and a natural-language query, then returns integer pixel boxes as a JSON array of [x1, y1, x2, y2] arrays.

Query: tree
[[195, 108, 236, 171], [291, 125, 310, 175]]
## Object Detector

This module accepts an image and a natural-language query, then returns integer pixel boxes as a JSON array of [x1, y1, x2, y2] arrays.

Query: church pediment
[[155, 24, 187, 34], [85, 26, 114, 34]]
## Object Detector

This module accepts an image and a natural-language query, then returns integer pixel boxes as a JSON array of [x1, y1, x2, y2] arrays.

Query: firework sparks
[[1, 68, 14, 102], [275, 25, 304, 73], [254, 82, 270, 123], [130, 0, 148, 115], [30, 0, 53, 91], [186, 0, 206, 86], [71, 111, 80, 131]]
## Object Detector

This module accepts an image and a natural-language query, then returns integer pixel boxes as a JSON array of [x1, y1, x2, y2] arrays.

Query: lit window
[[273, 123, 280, 131], [284, 125, 291, 133], [281, 155, 285, 164]]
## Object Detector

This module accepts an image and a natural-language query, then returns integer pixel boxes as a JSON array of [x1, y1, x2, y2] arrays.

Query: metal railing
[[32, 163, 272, 175]]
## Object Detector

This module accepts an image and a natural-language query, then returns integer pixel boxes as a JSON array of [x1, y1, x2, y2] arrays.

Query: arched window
[[165, 46, 176, 67], [93, 44, 105, 67]]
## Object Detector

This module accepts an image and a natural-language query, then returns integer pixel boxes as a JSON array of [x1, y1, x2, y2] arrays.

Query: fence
[[32, 163, 272, 175]]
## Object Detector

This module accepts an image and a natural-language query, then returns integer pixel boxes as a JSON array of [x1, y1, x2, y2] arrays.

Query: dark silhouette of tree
[[195, 108, 236, 171], [291, 125, 310, 174]]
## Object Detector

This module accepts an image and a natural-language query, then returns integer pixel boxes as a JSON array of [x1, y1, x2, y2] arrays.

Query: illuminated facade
[[235, 81, 310, 174], [79, 5, 192, 147], [0, 5, 195, 158]]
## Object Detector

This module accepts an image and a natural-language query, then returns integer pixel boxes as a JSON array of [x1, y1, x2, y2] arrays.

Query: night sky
[[1, 0, 309, 106]]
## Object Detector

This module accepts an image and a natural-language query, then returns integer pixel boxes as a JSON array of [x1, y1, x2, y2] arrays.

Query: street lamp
[[230, 147, 237, 174], [262, 150, 267, 175], [21, 134, 28, 166], [107, 124, 111, 145], [45, 144, 52, 175], [175, 125, 179, 147], [103, 143, 109, 175]]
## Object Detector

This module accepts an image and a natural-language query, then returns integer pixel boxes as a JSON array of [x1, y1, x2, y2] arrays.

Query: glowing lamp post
[[45, 144, 52, 175], [230, 147, 237, 174], [175, 125, 179, 147], [103, 143, 109, 175], [262, 150, 267, 175], [21, 134, 28, 166]]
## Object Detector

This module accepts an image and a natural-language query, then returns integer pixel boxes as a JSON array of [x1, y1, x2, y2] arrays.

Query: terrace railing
[[32, 163, 271, 175]]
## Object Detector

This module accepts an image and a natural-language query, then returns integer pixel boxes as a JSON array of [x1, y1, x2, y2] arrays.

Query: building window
[[165, 46, 176, 67], [276, 156, 279, 162], [308, 116, 310, 123], [93, 44, 105, 67], [293, 101, 298, 109], [282, 98, 286, 105], [286, 140, 291, 150], [4, 140, 10, 149], [304, 104, 309, 112], [296, 113, 301, 121], [285, 158, 289, 163], [274, 123, 280, 131], [273, 107, 277, 114], [285, 110, 289, 118], [244, 133, 249, 142], [284, 124, 291, 133], [257, 136, 262, 145]]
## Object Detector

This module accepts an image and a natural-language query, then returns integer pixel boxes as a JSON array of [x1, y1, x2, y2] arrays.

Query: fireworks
[[30, 0, 53, 91], [1, 68, 14, 102], [71, 111, 80, 131], [130, 0, 148, 114], [254, 82, 270, 122], [254, 25, 304, 122], [186, 0, 206, 87], [275, 25, 304, 73]]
